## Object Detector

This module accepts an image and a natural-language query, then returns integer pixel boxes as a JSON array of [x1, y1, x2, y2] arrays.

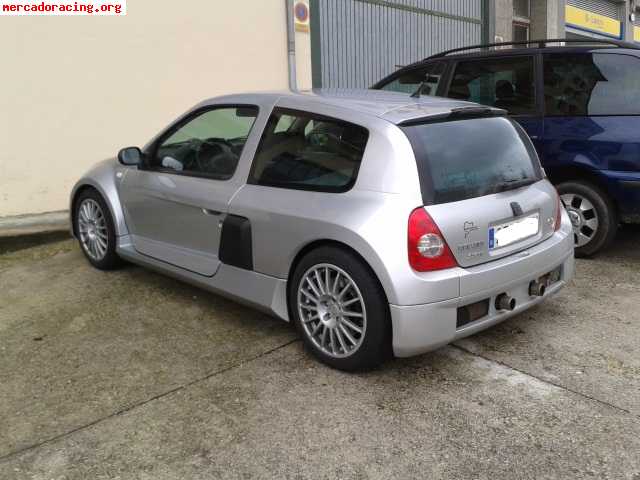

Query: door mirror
[[118, 146, 142, 166]]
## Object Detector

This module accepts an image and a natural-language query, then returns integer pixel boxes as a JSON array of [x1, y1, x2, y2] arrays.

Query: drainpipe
[[286, 0, 298, 91], [629, 0, 637, 43]]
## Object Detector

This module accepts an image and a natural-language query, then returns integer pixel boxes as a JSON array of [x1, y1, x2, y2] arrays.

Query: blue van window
[[544, 53, 640, 116], [449, 56, 536, 115], [380, 62, 446, 96]]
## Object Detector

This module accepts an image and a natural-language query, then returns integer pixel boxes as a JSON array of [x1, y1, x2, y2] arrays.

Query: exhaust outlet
[[495, 293, 516, 311], [529, 280, 546, 297]]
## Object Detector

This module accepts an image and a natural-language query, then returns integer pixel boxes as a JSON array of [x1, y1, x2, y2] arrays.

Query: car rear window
[[401, 116, 542, 204]]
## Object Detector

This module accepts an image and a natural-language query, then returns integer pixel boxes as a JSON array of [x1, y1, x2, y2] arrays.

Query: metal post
[[483, 0, 496, 44], [309, 0, 322, 89], [286, 0, 298, 91]]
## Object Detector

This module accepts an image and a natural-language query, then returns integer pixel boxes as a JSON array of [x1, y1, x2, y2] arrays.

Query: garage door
[[310, 0, 487, 88]]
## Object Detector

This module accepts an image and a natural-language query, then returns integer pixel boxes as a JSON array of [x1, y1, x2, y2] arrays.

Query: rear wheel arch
[[286, 240, 392, 315], [286, 240, 393, 370], [553, 177, 619, 256]]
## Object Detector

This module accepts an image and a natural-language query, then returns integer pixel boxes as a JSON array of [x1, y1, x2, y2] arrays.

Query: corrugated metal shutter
[[310, 0, 485, 89], [567, 0, 622, 19]]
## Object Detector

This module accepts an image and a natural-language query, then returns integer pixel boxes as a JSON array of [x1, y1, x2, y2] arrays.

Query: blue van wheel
[[558, 181, 618, 257]]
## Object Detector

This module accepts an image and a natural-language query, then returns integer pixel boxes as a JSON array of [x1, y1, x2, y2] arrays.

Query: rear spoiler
[[398, 106, 507, 127]]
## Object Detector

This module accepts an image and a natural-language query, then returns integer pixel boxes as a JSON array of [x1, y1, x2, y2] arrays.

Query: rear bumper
[[390, 220, 574, 358]]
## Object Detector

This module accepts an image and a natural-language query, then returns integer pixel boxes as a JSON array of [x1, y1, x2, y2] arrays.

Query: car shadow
[[599, 223, 640, 261]]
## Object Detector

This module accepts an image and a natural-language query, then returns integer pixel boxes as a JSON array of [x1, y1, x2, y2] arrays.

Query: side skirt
[[117, 235, 289, 322]]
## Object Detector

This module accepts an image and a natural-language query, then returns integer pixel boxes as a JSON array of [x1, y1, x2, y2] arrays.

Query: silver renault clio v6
[[70, 90, 575, 371]]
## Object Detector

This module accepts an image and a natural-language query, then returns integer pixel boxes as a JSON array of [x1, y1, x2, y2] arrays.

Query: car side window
[[379, 62, 446, 96], [274, 114, 297, 133], [151, 106, 259, 179], [544, 53, 640, 116], [248, 109, 369, 192], [448, 56, 536, 115]]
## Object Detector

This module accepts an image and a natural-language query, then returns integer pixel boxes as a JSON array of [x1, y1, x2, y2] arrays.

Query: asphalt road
[[1, 226, 639, 479]]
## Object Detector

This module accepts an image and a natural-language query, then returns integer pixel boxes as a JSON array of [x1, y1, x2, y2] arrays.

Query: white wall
[[0, 0, 312, 217]]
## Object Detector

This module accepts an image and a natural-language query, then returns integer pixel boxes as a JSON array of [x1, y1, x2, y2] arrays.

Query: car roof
[[397, 45, 640, 72], [207, 89, 496, 126], [436, 45, 638, 60]]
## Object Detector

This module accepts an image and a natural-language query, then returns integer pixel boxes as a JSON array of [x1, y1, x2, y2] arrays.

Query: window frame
[[512, 21, 530, 42], [445, 53, 542, 118], [141, 104, 260, 181], [542, 52, 640, 118], [513, 0, 531, 20], [247, 107, 370, 194]]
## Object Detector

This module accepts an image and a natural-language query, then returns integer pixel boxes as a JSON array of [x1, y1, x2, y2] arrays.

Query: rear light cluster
[[408, 207, 458, 272], [554, 193, 563, 232]]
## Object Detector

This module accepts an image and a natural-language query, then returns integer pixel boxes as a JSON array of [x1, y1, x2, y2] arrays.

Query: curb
[[0, 211, 69, 238], [0, 211, 71, 253]]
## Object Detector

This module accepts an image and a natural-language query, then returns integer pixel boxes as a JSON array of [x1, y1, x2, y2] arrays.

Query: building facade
[[311, 0, 640, 92], [492, 0, 639, 44], [310, 0, 489, 89], [0, 0, 312, 218], [3, 0, 639, 219]]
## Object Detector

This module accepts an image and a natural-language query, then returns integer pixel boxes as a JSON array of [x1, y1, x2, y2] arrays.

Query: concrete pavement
[[1, 227, 638, 479]]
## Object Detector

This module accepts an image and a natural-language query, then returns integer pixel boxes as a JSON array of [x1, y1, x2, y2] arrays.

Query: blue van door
[[540, 52, 640, 253], [515, 116, 544, 151]]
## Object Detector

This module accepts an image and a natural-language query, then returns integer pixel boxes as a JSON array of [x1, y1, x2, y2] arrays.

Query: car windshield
[[402, 116, 542, 204]]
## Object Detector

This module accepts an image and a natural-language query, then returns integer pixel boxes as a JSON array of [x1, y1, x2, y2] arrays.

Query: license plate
[[489, 212, 539, 250]]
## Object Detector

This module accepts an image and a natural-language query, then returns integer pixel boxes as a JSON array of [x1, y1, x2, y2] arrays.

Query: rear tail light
[[554, 193, 563, 232], [408, 207, 458, 272]]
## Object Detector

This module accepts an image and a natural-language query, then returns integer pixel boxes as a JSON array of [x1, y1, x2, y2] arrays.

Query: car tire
[[557, 181, 618, 257], [289, 246, 391, 371], [74, 189, 122, 270]]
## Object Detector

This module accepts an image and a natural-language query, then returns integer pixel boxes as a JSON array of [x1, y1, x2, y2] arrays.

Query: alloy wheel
[[297, 264, 367, 358], [78, 198, 108, 261], [561, 193, 599, 248]]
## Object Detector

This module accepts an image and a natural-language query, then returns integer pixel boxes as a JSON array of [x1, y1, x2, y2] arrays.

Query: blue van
[[373, 39, 640, 256]]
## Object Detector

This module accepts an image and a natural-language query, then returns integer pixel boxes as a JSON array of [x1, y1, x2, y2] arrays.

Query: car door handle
[[529, 135, 539, 140], [202, 208, 222, 216]]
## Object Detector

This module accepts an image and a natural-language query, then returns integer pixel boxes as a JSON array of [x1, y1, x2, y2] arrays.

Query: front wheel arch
[[71, 185, 98, 238], [73, 187, 123, 269], [71, 182, 125, 240]]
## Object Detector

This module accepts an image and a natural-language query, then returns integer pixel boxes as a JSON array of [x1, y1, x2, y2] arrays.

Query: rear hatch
[[401, 113, 557, 268]]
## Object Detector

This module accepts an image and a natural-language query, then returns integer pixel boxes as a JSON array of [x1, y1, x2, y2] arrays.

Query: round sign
[[294, 2, 309, 23]]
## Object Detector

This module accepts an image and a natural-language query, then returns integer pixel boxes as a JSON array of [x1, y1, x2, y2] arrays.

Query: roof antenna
[[410, 81, 427, 98]]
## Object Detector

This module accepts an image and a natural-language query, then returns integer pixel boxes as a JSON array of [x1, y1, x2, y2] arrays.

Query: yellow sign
[[565, 5, 621, 38], [635, 26, 640, 43]]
